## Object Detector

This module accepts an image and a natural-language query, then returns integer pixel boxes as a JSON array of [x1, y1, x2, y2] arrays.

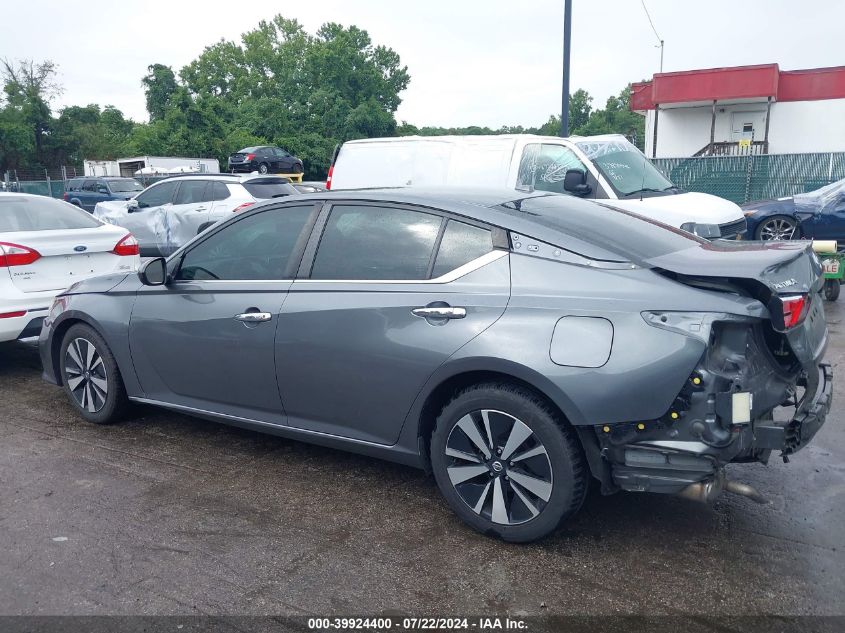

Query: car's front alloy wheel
[[60, 324, 128, 424], [65, 337, 109, 413], [757, 215, 799, 240], [431, 383, 587, 542]]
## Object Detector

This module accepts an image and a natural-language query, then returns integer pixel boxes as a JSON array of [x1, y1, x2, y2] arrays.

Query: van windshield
[[576, 138, 674, 197]]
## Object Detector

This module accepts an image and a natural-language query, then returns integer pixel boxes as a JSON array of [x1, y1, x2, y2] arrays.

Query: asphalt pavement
[[1, 301, 843, 617]]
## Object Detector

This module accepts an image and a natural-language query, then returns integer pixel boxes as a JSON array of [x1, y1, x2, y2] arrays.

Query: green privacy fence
[[651, 152, 845, 205]]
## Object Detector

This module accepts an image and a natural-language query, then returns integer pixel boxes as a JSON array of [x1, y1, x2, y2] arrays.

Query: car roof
[[262, 187, 646, 262], [155, 174, 291, 183]]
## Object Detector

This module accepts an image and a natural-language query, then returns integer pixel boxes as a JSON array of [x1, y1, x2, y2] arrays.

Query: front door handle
[[234, 312, 272, 323], [195, 206, 207, 211], [412, 306, 467, 319]]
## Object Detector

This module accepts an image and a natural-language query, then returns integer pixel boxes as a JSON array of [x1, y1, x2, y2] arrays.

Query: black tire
[[824, 278, 841, 301], [197, 222, 213, 235], [430, 382, 587, 543], [755, 215, 800, 240], [292, 163, 304, 174], [59, 324, 128, 424], [258, 162, 269, 175]]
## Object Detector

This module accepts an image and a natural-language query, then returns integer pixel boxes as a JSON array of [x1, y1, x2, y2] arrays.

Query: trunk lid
[[645, 239, 821, 296], [648, 239, 826, 366], [3, 226, 125, 293]]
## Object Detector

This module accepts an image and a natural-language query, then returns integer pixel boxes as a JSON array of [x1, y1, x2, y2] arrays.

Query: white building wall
[[767, 99, 845, 154], [645, 98, 845, 158]]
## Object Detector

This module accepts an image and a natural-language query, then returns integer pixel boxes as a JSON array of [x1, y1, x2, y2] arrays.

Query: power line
[[640, 0, 664, 72]]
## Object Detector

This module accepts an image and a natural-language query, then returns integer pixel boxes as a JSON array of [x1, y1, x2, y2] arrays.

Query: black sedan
[[228, 146, 304, 175], [743, 178, 845, 241]]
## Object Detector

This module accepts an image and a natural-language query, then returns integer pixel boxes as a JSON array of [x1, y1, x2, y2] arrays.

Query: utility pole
[[560, 0, 572, 137]]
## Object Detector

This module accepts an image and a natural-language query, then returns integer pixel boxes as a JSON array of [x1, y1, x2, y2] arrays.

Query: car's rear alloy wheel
[[431, 383, 587, 542], [757, 215, 799, 240], [258, 163, 269, 175], [60, 324, 128, 424], [445, 410, 553, 525]]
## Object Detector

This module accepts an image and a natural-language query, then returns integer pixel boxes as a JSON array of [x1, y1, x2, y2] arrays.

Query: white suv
[[94, 174, 298, 256]]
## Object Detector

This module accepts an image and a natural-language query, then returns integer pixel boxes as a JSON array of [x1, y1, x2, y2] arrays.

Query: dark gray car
[[39, 189, 832, 542]]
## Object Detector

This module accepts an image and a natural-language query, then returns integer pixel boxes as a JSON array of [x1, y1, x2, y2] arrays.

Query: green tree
[[1, 58, 61, 165], [142, 64, 177, 121]]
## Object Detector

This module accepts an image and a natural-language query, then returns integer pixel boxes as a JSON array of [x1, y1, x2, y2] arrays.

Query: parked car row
[[93, 174, 298, 256], [31, 185, 831, 543]]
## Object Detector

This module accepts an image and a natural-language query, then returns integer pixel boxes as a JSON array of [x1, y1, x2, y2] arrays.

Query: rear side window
[[311, 204, 442, 280], [242, 179, 297, 200], [67, 179, 83, 191], [176, 206, 314, 281], [211, 181, 231, 201], [82, 180, 98, 192], [432, 220, 493, 277], [174, 180, 209, 205], [0, 196, 101, 231]]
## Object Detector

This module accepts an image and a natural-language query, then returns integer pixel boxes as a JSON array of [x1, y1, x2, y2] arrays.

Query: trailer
[[84, 156, 220, 178]]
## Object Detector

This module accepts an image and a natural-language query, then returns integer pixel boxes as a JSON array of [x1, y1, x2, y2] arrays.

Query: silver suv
[[93, 174, 297, 256]]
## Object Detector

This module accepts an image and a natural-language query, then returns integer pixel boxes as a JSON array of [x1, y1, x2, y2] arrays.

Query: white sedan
[[0, 193, 140, 342]]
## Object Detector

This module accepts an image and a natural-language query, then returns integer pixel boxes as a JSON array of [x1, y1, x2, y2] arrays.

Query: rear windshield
[[0, 196, 102, 231], [241, 179, 297, 199], [497, 195, 703, 261], [107, 178, 144, 193], [237, 146, 260, 154]]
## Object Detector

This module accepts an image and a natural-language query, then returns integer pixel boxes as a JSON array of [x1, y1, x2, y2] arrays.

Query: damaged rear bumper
[[754, 363, 833, 455]]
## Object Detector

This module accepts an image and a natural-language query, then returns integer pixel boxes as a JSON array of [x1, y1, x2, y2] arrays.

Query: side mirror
[[98, 187, 109, 194], [139, 257, 167, 286], [127, 199, 140, 212], [563, 169, 591, 195]]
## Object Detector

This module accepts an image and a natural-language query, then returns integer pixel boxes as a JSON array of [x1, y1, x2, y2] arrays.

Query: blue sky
[[2, 0, 841, 128]]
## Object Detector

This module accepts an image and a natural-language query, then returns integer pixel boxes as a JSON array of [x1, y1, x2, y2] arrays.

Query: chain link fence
[[652, 152, 845, 205], [1, 166, 84, 198]]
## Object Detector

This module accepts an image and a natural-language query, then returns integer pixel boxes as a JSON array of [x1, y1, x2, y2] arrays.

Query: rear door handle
[[234, 312, 272, 323], [412, 306, 467, 319], [195, 206, 207, 211]]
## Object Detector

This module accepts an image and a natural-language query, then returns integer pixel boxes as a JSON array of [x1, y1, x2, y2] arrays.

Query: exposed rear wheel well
[[417, 371, 578, 472]]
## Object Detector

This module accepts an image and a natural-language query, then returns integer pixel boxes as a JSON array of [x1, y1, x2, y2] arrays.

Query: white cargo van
[[328, 134, 746, 238]]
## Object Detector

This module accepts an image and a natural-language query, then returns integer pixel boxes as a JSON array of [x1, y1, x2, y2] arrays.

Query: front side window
[[174, 180, 209, 205], [517, 144, 588, 194], [176, 205, 314, 281], [136, 181, 178, 209], [311, 204, 442, 280], [432, 220, 493, 278]]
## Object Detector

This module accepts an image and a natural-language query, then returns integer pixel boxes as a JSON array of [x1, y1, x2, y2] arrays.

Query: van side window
[[517, 144, 587, 194]]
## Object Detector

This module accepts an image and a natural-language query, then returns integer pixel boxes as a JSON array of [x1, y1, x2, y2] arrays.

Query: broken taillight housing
[[780, 294, 809, 329]]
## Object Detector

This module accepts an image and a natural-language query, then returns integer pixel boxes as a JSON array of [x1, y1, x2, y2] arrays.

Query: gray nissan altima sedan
[[39, 188, 832, 542]]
